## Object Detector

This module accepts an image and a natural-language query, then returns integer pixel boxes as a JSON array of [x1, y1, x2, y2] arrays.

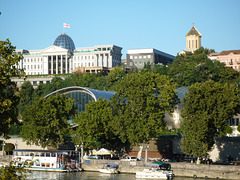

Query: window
[[148, 55, 151, 58], [139, 56, 142, 59], [130, 62, 133, 66], [139, 62, 142, 65], [135, 62, 137, 65], [130, 56, 133, 59], [134, 56, 138, 59], [143, 56, 146, 58]]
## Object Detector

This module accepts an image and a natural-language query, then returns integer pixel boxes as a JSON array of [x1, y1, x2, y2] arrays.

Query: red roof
[[219, 50, 240, 55]]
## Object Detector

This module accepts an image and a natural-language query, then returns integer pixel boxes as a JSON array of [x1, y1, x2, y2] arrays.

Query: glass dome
[[53, 33, 75, 51]]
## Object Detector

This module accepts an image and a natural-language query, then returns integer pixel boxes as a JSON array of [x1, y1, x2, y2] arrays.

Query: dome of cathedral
[[53, 33, 75, 51]]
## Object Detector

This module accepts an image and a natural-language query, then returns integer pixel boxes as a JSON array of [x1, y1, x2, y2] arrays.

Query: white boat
[[12, 149, 82, 172], [98, 163, 119, 174], [136, 162, 174, 179]]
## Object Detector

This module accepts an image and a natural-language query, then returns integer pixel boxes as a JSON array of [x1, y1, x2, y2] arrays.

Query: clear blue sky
[[0, 0, 239, 58]]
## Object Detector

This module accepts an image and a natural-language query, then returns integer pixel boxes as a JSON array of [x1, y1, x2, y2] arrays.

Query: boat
[[12, 149, 82, 172], [136, 162, 174, 179], [98, 163, 119, 174]]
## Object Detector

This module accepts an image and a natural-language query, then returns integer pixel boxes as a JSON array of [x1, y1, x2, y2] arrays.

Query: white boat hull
[[136, 169, 174, 179], [98, 168, 119, 174]]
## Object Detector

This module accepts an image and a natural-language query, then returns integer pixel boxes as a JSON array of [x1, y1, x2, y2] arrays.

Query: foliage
[[237, 124, 240, 133], [18, 81, 34, 114], [9, 124, 22, 135], [0, 160, 32, 180], [4, 143, 14, 154], [111, 72, 179, 146], [106, 66, 126, 90], [224, 125, 233, 134], [168, 47, 239, 87], [0, 39, 25, 138], [20, 94, 76, 148], [72, 98, 125, 151], [181, 81, 240, 158]]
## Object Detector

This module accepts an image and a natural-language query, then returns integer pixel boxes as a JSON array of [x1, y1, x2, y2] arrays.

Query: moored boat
[[136, 162, 174, 179], [12, 149, 82, 172], [98, 163, 119, 174]]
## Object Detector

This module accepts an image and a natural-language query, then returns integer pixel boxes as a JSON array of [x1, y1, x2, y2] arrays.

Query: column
[[61, 55, 63, 74], [56, 55, 58, 74], [51, 55, 53, 74], [65, 54, 68, 73]]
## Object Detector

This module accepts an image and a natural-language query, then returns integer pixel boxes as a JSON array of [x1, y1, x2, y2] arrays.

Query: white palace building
[[15, 33, 122, 75]]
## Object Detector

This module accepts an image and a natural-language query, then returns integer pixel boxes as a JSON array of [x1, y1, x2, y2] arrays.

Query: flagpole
[[63, 23, 64, 34]]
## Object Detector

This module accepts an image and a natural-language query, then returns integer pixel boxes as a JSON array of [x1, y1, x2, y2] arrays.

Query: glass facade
[[53, 33, 75, 51], [45, 86, 116, 124], [66, 90, 94, 113]]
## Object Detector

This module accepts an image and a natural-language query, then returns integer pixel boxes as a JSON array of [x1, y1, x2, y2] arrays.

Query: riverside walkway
[[83, 159, 240, 180], [1, 155, 240, 179]]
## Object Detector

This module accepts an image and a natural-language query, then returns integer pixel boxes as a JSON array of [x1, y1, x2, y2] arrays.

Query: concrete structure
[[15, 33, 122, 75], [179, 24, 202, 55], [208, 50, 240, 71], [126, 48, 175, 69]]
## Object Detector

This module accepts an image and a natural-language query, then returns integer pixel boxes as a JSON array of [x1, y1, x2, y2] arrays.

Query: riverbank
[[2, 156, 240, 179], [82, 159, 240, 180]]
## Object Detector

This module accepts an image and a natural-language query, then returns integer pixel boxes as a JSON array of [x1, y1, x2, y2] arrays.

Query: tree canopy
[[168, 47, 239, 87], [72, 98, 125, 151], [0, 39, 25, 138], [111, 72, 179, 146], [20, 94, 76, 148], [181, 81, 240, 159]]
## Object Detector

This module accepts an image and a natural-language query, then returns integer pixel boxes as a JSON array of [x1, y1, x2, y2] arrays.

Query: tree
[[72, 98, 125, 151], [18, 81, 34, 114], [20, 94, 76, 148], [181, 81, 240, 162], [111, 72, 179, 146], [106, 66, 126, 89], [0, 39, 25, 138], [168, 47, 239, 87]]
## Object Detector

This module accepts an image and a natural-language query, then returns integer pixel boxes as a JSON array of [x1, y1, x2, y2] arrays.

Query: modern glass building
[[45, 86, 115, 124]]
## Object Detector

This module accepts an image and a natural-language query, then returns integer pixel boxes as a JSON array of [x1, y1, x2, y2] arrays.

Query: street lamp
[[145, 144, 149, 165], [15, 142, 18, 150], [2, 141, 5, 156], [80, 143, 84, 165]]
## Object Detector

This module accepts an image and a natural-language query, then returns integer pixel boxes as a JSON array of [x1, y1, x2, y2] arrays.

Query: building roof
[[176, 86, 188, 102], [219, 50, 240, 56], [186, 26, 202, 37], [53, 33, 75, 51], [45, 86, 115, 101]]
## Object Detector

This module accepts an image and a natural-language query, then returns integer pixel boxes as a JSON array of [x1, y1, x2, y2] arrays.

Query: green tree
[[20, 94, 76, 148], [106, 66, 126, 89], [181, 81, 240, 162], [168, 47, 239, 87], [111, 72, 179, 146], [18, 81, 34, 114], [0, 160, 32, 180], [0, 39, 25, 138], [72, 98, 125, 151]]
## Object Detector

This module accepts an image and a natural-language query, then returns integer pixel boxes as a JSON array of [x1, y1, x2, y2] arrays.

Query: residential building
[[126, 48, 175, 69], [14, 33, 122, 75], [208, 50, 240, 71]]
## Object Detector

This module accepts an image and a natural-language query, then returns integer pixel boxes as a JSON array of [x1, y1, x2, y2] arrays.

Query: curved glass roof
[[176, 86, 188, 102], [53, 33, 75, 51], [45, 86, 115, 101]]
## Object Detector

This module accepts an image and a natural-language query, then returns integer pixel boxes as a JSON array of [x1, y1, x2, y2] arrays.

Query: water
[[26, 171, 204, 180]]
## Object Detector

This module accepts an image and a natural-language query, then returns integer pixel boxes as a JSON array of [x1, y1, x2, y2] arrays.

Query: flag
[[64, 23, 70, 28]]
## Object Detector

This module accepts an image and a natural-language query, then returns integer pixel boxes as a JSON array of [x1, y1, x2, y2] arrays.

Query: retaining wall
[[82, 160, 240, 180]]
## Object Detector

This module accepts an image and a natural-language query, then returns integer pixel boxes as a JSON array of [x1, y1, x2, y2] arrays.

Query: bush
[[4, 143, 15, 155]]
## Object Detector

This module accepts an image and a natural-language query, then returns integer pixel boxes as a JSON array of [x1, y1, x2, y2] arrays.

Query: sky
[[0, 0, 240, 58]]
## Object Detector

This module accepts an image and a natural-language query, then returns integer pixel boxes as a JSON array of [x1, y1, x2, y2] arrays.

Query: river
[[26, 171, 205, 180]]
